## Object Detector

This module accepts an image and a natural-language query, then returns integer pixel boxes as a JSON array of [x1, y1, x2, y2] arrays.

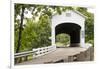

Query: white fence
[[33, 46, 56, 58], [14, 46, 56, 63], [14, 51, 36, 58], [14, 46, 56, 59]]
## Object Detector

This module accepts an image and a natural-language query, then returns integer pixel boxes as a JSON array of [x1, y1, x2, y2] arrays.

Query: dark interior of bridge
[[55, 23, 81, 47]]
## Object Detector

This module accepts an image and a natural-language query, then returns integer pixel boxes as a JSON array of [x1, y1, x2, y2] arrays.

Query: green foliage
[[76, 7, 94, 45], [15, 15, 51, 52], [56, 34, 70, 46]]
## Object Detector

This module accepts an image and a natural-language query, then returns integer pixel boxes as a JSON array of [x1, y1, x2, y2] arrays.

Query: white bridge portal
[[51, 10, 86, 47]]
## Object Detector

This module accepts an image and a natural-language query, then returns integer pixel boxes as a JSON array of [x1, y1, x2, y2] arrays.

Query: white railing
[[14, 46, 56, 59], [14, 50, 36, 63], [14, 51, 36, 58], [33, 46, 56, 58]]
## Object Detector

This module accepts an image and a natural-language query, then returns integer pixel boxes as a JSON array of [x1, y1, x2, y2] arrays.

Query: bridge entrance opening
[[55, 23, 81, 47], [56, 33, 70, 47]]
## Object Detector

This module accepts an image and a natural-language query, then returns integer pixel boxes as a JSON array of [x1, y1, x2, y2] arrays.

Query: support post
[[51, 26, 56, 46]]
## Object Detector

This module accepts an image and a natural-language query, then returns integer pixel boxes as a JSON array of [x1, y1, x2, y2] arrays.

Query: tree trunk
[[16, 6, 25, 53], [15, 5, 25, 63]]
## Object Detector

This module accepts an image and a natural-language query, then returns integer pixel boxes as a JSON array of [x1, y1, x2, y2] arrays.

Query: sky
[[88, 8, 95, 13]]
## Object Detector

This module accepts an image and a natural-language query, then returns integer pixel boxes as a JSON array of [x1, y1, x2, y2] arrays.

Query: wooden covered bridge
[[14, 10, 94, 65]]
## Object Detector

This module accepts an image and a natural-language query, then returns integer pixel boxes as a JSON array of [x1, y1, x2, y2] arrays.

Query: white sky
[[87, 8, 95, 13]]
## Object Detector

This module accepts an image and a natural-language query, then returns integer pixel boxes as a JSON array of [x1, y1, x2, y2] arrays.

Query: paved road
[[16, 47, 88, 65]]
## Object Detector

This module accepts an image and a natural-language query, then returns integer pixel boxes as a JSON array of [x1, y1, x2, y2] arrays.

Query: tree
[[15, 4, 39, 53], [76, 7, 94, 45], [16, 5, 25, 53]]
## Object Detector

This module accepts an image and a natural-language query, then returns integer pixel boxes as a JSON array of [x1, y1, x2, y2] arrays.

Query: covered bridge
[[51, 10, 86, 47]]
